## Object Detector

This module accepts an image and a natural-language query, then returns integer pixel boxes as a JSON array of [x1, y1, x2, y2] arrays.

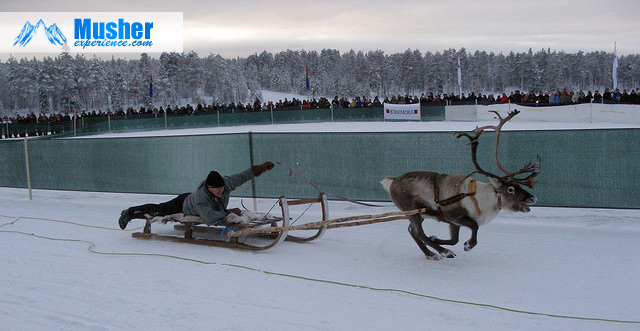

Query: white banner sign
[[383, 102, 421, 121], [0, 12, 183, 54]]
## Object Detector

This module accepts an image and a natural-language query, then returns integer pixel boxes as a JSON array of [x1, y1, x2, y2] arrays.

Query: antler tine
[[506, 155, 542, 188], [453, 129, 481, 142], [453, 124, 501, 181], [510, 171, 539, 189], [454, 109, 533, 182], [464, 110, 520, 175], [516, 172, 538, 189], [482, 109, 521, 175], [474, 110, 514, 132]]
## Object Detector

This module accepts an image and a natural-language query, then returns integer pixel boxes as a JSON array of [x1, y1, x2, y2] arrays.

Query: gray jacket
[[182, 168, 254, 225]]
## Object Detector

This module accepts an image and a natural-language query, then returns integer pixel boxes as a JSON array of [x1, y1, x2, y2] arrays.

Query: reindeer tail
[[380, 176, 395, 193]]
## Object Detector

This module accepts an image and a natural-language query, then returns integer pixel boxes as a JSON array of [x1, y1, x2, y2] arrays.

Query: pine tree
[[0, 48, 637, 113]]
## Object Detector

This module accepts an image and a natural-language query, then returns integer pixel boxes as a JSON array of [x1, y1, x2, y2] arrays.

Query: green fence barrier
[[15, 134, 251, 195], [0, 139, 28, 188], [1, 105, 446, 139], [248, 129, 640, 208], [1, 128, 638, 209]]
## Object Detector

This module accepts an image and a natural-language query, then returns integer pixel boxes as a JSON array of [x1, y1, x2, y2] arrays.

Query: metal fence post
[[248, 131, 257, 211], [270, 105, 274, 125], [24, 137, 32, 200]]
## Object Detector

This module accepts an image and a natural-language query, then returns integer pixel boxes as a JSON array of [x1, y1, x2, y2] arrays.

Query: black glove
[[252, 161, 275, 177]]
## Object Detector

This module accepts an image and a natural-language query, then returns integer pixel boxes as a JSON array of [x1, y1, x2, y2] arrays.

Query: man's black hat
[[206, 171, 225, 188]]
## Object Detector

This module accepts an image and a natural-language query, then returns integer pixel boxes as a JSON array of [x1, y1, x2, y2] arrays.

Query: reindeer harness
[[433, 175, 483, 219]]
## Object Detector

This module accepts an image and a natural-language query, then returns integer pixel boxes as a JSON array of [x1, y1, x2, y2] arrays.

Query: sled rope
[[0, 214, 144, 231], [260, 199, 280, 223], [291, 201, 314, 226], [0, 214, 638, 325], [275, 161, 387, 207]]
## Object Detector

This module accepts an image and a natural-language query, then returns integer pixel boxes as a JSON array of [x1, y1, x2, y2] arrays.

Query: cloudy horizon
[[0, 0, 638, 61]]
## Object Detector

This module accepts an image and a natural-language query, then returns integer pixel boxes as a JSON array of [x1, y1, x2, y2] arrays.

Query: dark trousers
[[127, 193, 190, 219]]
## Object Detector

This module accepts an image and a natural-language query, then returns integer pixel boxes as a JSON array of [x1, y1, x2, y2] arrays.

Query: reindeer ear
[[489, 177, 503, 189]]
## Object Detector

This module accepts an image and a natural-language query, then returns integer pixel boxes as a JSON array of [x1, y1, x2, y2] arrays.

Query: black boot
[[118, 209, 132, 230], [119, 204, 161, 229]]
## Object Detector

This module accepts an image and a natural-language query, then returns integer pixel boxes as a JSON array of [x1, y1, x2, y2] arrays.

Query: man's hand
[[252, 161, 275, 177], [227, 208, 242, 216]]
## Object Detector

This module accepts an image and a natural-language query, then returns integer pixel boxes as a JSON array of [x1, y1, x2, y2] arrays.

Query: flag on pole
[[305, 65, 310, 91], [457, 57, 462, 97], [149, 73, 153, 99], [612, 43, 619, 90]]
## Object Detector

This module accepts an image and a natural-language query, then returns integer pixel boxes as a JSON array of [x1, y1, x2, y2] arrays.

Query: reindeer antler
[[454, 109, 541, 188], [504, 154, 541, 188]]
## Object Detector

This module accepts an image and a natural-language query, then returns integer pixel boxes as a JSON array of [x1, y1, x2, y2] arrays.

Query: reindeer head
[[454, 110, 541, 213], [487, 177, 537, 212]]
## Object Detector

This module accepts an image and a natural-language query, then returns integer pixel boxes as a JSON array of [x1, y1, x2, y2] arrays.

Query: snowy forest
[[0, 47, 638, 114]]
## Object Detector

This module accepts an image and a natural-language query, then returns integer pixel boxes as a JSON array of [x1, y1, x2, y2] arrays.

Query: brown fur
[[382, 171, 536, 260]]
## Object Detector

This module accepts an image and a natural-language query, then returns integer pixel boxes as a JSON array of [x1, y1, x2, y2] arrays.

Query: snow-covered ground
[[1, 187, 639, 331], [3, 114, 640, 330]]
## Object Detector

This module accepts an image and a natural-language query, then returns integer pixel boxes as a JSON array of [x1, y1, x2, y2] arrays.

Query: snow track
[[1, 188, 639, 331]]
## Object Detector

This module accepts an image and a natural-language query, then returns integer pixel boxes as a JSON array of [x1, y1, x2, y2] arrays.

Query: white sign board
[[383, 103, 421, 121]]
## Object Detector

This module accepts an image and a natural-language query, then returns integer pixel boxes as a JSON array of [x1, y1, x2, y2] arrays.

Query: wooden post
[[249, 131, 257, 211], [270, 104, 274, 124], [184, 223, 193, 239], [331, 103, 334, 122], [23, 137, 32, 200], [164, 110, 168, 130]]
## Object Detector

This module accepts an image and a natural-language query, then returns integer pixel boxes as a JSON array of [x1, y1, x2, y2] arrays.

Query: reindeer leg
[[430, 223, 460, 246], [407, 215, 455, 259], [408, 224, 440, 260], [451, 216, 479, 251]]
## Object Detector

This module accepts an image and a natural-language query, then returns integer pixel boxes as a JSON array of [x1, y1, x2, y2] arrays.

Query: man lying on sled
[[118, 161, 275, 230]]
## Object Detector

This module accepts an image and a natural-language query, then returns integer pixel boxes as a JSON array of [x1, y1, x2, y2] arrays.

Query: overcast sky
[[1, 0, 638, 59]]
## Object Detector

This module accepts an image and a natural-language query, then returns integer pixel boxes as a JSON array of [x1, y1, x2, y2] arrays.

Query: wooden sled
[[131, 193, 329, 251], [279, 193, 329, 242]]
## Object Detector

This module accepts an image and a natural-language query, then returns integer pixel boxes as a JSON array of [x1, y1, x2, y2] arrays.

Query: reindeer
[[380, 110, 540, 260]]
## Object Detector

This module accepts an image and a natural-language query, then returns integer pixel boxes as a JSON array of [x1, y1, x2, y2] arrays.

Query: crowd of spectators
[[463, 88, 640, 105], [2, 88, 639, 138]]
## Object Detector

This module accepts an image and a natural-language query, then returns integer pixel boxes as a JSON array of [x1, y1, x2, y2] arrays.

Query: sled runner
[[132, 193, 330, 250]]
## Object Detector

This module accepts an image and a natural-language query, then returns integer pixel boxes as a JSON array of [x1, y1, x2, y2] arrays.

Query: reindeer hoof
[[440, 249, 456, 258], [425, 253, 442, 260], [464, 240, 477, 251]]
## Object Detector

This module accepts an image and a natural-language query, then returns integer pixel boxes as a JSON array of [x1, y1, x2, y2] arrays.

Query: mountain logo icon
[[14, 19, 67, 47]]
